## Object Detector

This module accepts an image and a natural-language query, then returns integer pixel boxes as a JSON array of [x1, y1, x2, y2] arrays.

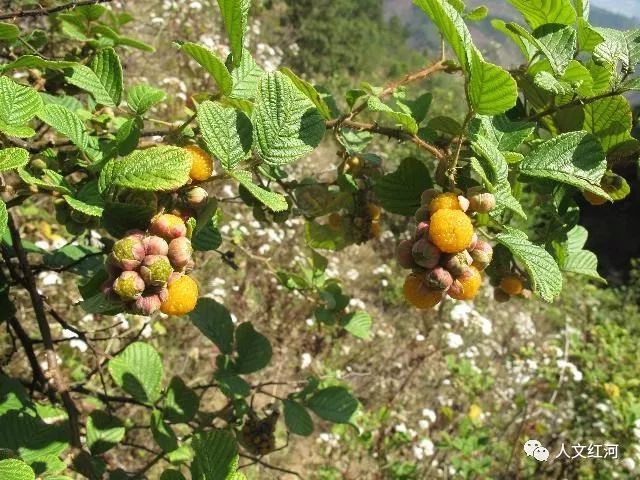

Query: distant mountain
[[593, 0, 640, 20]]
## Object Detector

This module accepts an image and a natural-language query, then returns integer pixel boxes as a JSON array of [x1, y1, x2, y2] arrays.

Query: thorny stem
[[0, 0, 113, 20]]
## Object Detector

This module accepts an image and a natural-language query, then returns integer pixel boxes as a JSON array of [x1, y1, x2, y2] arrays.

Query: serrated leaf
[[65, 48, 123, 107], [469, 115, 534, 152], [469, 51, 518, 115], [234, 322, 272, 374], [151, 410, 178, 453], [0, 55, 76, 73], [108, 342, 163, 403], [582, 96, 634, 153], [230, 51, 264, 100], [281, 68, 332, 120], [0, 77, 43, 133], [0, 459, 34, 480], [373, 158, 433, 216], [101, 146, 191, 192], [252, 72, 325, 165], [492, 19, 537, 60], [192, 217, 222, 251], [37, 104, 89, 150], [197, 101, 252, 170], [18, 168, 73, 195], [342, 311, 372, 340], [127, 84, 166, 115], [191, 430, 238, 480], [217, 0, 250, 67], [161, 470, 186, 480], [232, 170, 288, 212], [304, 221, 350, 251], [0, 148, 29, 172], [497, 227, 563, 302], [101, 199, 156, 237], [534, 71, 576, 95], [86, 411, 125, 455], [63, 180, 104, 217], [164, 377, 199, 423], [215, 369, 251, 398], [190, 298, 234, 354], [0, 22, 20, 40], [519, 131, 607, 196], [592, 28, 640, 74], [367, 96, 418, 134], [507, 23, 576, 76], [283, 399, 314, 436], [562, 249, 604, 282], [180, 43, 233, 96], [566, 225, 588, 252], [307, 387, 358, 424], [507, 0, 576, 29]]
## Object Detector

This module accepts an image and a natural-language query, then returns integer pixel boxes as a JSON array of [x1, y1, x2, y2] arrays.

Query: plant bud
[[469, 232, 479, 251], [493, 288, 511, 303], [113, 271, 146, 301], [168, 237, 194, 270], [448, 279, 463, 299], [396, 239, 416, 269], [149, 213, 187, 241], [412, 239, 441, 269], [414, 206, 430, 223], [467, 187, 496, 213], [414, 221, 430, 240], [143, 235, 169, 256], [140, 255, 173, 287], [111, 237, 146, 271], [156, 287, 169, 303], [521, 289, 533, 300], [132, 294, 163, 316], [183, 258, 195, 273], [457, 195, 470, 212], [443, 251, 472, 277], [167, 272, 183, 286], [421, 188, 439, 206], [124, 229, 146, 240], [426, 267, 454, 291], [470, 240, 493, 271], [186, 186, 209, 207]]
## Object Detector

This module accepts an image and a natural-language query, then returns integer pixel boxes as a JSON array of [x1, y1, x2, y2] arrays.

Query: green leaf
[[37, 104, 88, 151], [507, 0, 576, 29], [496, 227, 563, 302], [128, 84, 166, 115], [0, 56, 76, 74], [469, 53, 518, 115], [281, 67, 332, 120], [65, 48, 123, 107], [190, 298, 235, 354], [18, 168, 72, 195], [601, 171, 630, 201], [367, 96, 418, 134], [492, 19, 536, 60], [0, 22, 20, 40], [283, 399, 314, 436], [151, 410, 178, 453], [180, 43, 233, 96], [592, 28, 640, 74], [215, 369, 251, 398], [101, 146, 191, 192], [86, 411, 125, 455], [519, 131, 608, 196], [0, 148, 29, 172], [217, 0, 250, 67], [307, 387, 358, 424], [507, 23, 576, 76], [164, 377, 200, 424], [469, 115, 534, 152], [252, 72, 325, 165], [562, 249, 604, 282], [232, 170, 288, 212], [342, 311, 372, 340], [0, 201, 7, 241], [467, 6, 488, 21], [108, 342, 164, 403], [533, 71, 575, 95], [191, 430, 238, 480], [101, 199, 156, 237], [234, 322, 272, 374], [374, 158, 433, 216], [574, 0, 590, 19], [161, 470, 187, 480], [192, 217, 222, 251], [0, 77, 43, 135], [230, 51, 264, 100], [304, 221, 349, 251], [582, 96, 635, 153], [197, 101, 252, 170], [0, 459, 34, 480]]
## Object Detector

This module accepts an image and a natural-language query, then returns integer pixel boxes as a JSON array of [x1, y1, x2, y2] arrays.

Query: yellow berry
[[582, 191, 607, 206], [604, 383, 620, 399], [500, 275, 524, 296], [429, 209, 474, 253], [403, 274, 443, 309], [428, 192, 462, 215], [185, 145, 214, 181], [448, 266, 482, 300], [160, 275, 199, 316]]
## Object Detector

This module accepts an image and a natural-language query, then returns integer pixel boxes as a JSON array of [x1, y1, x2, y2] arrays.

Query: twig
[[239, 453, 303, 479], [526, 90, 621, 122], [0, 0, 113, 20]]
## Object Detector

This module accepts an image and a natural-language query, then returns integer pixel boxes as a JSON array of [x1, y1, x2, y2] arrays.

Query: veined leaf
[[0, 56, 77, 73], [507, 22, 576, 76], [283, 399, 314, 436], [0, 459, 35, 480], [232, 170, 289, 212], [507, 0, 577, 29], [534, 71, 576, 95], [127, 84, 166, 115], [373, 157, 432, 215], [234, 322, 272, 374], [0, 148, 29, 172], [469, 51, 518, 115], [583, 95, 635, 153], [342, 311, 372, 340], [108, 342, 163, 403], [0, 22, 20, 40], [281, 68, 332, 119], [367, 96, 418, 134], [497, 227, 563, 302], [217, 0, 250, 67], [307, 387, 358, 424], [63, 180, 104, 217], [230, 51, 264, 100], [37, 104, 89, 151], [469, 115, 535, 152], [189, 298, 235, 354], [86, 411, 125, 455], [164, 376, 199, 424], [65, 48, 123, 107], [191, 430, 238, 480], [562, 249, 605, 282], [179, 42, 233, 96], [492, 19, 537, 60], [0, 200, 7, 241], [0, 77, 43, 134]]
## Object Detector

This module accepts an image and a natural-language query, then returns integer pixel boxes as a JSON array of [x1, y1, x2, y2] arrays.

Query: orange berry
[[428, 209, 474, 253], [403, 274, 443, 309], [500, 275, 524, 296], [160, 274, 199, 316], [582, 191, 607, 206], [428, 192, 462, 215], [448, 266, 482, 300], [185, 145, 214, 181]]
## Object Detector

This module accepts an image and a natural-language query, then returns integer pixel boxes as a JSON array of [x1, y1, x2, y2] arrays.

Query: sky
[[593, 0, 640, 19]]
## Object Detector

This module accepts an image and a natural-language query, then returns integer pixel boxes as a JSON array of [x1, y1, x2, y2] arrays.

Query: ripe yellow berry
[[500, 275, 524, 296], [428, 192, 462, 215], [185, 145, 214, 181], [448, 266, 482, 300], [160, 275, 199, 316], [582, 191, 607, 206], [403, 274, 443, 309], [429, 209, 474, 253]]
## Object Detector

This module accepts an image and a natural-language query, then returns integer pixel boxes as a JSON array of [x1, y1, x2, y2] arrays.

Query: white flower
[[418, 419, 430, 430], [189, 1, 203, 10], [416, 334, 426, 342], [62, 329, 88, 352], [141, 323, 152, 338], [445, 332, 464, 349], [395, 423, 408, 434], [422, 408, 437, 423], [39, 272, 62, 286], [419, 438, 435, 456], [35, 240, 50, 250], [300, 353, 312, 369], [346, 269, 359, 280]]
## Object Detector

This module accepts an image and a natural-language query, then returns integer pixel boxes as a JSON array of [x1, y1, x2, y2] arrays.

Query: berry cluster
[[103, 213, 199, 316], [239, 411, 279, 456], [396, 188, 496, 309]]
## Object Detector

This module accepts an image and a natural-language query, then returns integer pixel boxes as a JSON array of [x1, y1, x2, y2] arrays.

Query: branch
[[526, 90, 622, 122], [0, 0, 113, 20]]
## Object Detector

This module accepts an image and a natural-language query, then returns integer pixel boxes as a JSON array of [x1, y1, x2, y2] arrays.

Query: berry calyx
[[113, 271, 146, 301], [149, 213, 187, 241], [143, 236, 169, 256], [185, 145, 214, 181], [470, 240, 493, 271], [467, 187, 497, 213], [140, 255, 173, 287], [110, 236, 146, 271], [160, 274, 199, 316], [168, 237, 194, 270], [448, 266, 482, 300], [428, 192, 462, 215], [403, 274, 443, 309], [500, 275, 524, 296], [429, 209, 474, 253]]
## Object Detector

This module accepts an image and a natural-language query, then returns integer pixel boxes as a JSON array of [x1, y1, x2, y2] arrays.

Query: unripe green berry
[[111, 237, 146, 271], [186, 186, 209, 207], [113, 271, 145, 301], [168, 237, 193, 270], [140, 255, 173, 287]]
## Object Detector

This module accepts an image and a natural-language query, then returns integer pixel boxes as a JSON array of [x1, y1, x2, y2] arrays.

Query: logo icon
[[524, 439, 550, 462]]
